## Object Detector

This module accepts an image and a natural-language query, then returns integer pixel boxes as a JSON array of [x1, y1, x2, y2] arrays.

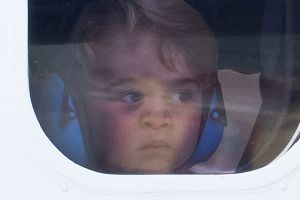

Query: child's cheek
[[85, 100, 139, 145], [173, 103, 201, 119], [173, 106, 202, 137]]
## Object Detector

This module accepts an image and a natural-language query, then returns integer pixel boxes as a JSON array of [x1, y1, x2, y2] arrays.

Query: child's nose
[[140, 97, 172, 130]]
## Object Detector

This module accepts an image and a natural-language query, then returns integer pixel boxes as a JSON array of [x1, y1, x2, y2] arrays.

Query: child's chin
[[100, 156, 180, 174]]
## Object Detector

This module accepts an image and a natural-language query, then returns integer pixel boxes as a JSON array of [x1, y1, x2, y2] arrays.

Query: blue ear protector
[[40, 73, 226, 166], [38, 73, 86, 166], [190, 84, 227, 164]]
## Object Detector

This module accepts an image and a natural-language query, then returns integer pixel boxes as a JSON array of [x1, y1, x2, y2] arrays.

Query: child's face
[[81, 32, 203, 173]]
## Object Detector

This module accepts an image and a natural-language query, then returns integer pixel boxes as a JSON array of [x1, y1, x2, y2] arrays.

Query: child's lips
[[139, 141, 173, 151]]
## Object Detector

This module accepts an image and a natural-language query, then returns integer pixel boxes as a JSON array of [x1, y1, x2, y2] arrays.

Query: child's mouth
[[139, 140, 173, 151]]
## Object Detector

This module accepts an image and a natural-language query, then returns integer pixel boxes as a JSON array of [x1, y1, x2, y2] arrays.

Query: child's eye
[[120, 91, 143, 104], [170, 91, 193, 103]]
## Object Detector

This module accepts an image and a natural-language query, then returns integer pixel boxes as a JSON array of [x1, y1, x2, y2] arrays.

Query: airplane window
[[29, 0, 299, 174]]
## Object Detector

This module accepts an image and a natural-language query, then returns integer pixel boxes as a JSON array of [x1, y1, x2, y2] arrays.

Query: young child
[[64, 0, 217, 174]]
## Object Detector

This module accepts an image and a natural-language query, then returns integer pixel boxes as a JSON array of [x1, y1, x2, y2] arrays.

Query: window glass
[[29, 0, 299, 174]]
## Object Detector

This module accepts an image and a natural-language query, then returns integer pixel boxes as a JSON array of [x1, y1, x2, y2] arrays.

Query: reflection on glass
[[29, 0, 298, 174]]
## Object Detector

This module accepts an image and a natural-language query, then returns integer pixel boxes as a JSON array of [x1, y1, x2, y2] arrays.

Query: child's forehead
[[89, 60, 197, 87], [84, 46, 197, 86]]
